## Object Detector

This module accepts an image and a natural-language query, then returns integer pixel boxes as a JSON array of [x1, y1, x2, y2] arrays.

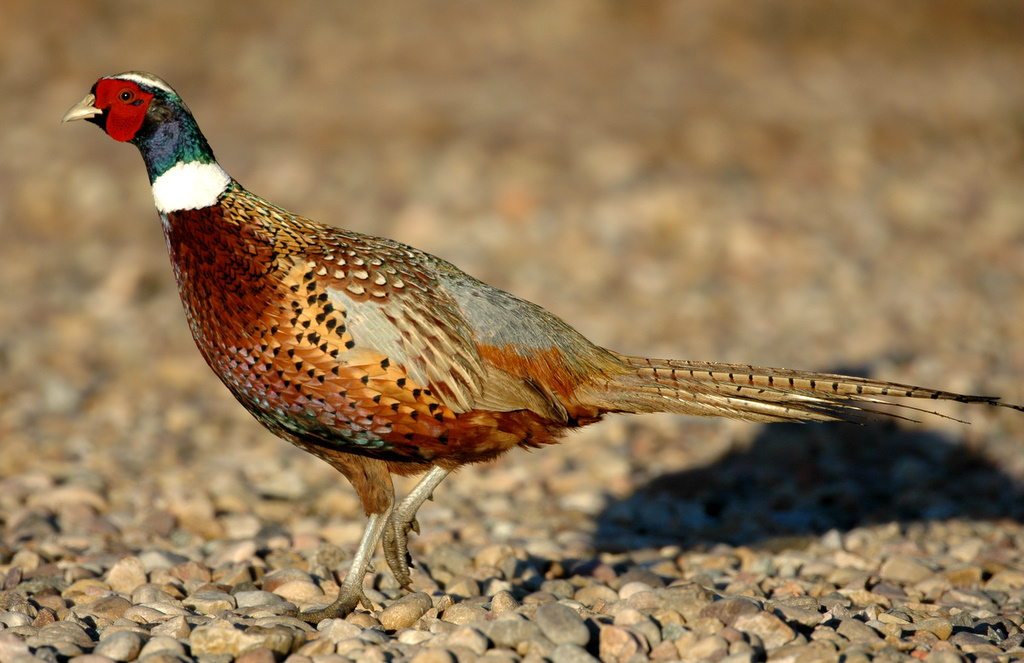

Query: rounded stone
[[534, 602, 590, 647], [379, 593, 433, 631], [93, 630, 144, 662], [442, 602, 487, 625], [106, 557, 148, 594]]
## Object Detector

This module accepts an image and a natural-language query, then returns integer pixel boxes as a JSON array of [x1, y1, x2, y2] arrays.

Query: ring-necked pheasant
[[64, 72, 1022, 622]]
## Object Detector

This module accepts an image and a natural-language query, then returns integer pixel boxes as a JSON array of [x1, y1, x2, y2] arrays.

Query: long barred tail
[[583, 353, 1024, 424]]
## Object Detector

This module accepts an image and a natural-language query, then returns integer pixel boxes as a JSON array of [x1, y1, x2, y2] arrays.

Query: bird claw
[[287, 585, 366, 624], [382, 510, 419, 589]]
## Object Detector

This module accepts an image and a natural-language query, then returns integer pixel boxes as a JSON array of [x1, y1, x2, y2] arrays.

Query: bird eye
[[119, 89, 135, 102]]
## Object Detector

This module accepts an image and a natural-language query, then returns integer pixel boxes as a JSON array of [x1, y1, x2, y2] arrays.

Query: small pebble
[[378, 593, 433, 630]]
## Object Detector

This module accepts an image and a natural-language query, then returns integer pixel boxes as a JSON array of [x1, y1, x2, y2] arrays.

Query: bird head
[[61, 72, 185, 143]]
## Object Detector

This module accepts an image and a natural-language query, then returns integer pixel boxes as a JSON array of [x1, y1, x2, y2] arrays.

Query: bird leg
[[382, 465, 451, 589], [289, 505, 392, 624]]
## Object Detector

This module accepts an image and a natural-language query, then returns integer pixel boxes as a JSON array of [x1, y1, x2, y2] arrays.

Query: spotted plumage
[[64, 72, 1023, 622]]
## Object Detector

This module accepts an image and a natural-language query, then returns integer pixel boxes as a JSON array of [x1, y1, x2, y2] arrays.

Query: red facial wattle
[[93, 79, 154, 142]]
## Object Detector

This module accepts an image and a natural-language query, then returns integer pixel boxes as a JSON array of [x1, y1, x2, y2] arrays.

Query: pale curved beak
[[61, 94, 102, 124]]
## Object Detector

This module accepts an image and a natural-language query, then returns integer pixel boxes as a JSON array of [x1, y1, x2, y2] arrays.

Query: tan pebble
[[441, 625, 489, 655], [346, 611, 381, 629], [170, 560, 212, 583], [599, 624, 649, 662], [235, 647, 278, 663], [296, 637, 335, 657], [939, 565, 983, 589], [911, 618, 953, 640], [475, 544, 515, 569], [106, 556, 147, 594], [379, 592, 433, 630], [408, 649, 456, 663], [78, 595, 132, 621], [684, 634, 729, 660], [396, 627, 434, 645], [649, 639, 681, 660], [732, 612, 797, 649], [985, 570, 1024, 590], [489, 590, 519, 614], [318, 618, 362, 643], [612, 608, 645, 627], [879, 555, 934, 584], [262, 568, 314, 592], [442, 602, 487, 625], [150, 615, 191, 638], [62, 578, 112, 604], [271, 580, 324, 603], [574, 584, 618, 607], [191, 618, 295, 658], [445, 576, 480, 599]]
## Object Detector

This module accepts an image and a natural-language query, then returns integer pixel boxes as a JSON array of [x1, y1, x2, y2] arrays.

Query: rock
[[234, 647, 277, 663], [138, 636, 187, 659], [773, 602, 822, 629], [441, 602, 487, 625], [93, 630, 144, 662], [269, 581, 323, 604], [909, 618, 953, 640], [923, 651, 964, 663], [107, 557, 148, 594], [550, 643, 601, 663], [535, 602, 590, 647], [732, 612, 797, 649], [949, 631, 1001, 655], [183, 589, 236, 615], [878, 556, 934, 584], [478, 617, 542, 649], [317, 619, 362, 643], [573, 585, 618, 607], [25, 621, 95, 649], [190, 618, 299, 658], [0, 632, 31, 662], [169, 560, 212, 584], [234, 591, 285, 608], [66, 656, 116, 663], [617, 581, 654, 600], [684, 635, 729, 660], [78, 596, 132, 621], [444, 626, 489, 655], [836, 618, 882, 644], [150, 616, 190, 638], [408, 650, 455, 663], [489, 590, 519, 614], [700, 597, 762, 626], [378, 592, 433, 630], [599, 624, 649, 663]]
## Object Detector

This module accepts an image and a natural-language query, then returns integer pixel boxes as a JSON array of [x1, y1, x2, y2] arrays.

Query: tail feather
[[581, 354, 1023, 424]]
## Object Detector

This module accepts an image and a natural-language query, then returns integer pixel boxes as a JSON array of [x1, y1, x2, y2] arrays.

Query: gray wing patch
[[328, 285, 485, 413]]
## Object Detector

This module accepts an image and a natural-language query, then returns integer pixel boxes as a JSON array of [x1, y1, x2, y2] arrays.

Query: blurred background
[[1, 0, 1023, 555]]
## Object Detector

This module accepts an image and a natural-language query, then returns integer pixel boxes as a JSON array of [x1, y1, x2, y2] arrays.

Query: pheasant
[[64, 72, 1021, 622]]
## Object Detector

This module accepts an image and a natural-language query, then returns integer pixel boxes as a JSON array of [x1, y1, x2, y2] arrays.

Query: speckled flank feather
[[161, 182, 597, 488]]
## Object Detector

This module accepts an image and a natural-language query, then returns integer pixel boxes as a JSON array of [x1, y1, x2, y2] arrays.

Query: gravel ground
[[3, 1, 1024, 662]]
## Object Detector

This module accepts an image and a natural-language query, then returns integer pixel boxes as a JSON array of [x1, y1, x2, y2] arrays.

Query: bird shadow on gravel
[[592, 390, 1024, 554]]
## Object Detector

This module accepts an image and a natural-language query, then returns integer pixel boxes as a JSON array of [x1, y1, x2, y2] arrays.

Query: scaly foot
[[381, 466, 451, 588]]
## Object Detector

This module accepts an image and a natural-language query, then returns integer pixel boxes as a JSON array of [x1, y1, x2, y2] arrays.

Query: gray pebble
[[479, 617, 542, 649], [233, 591, 285, 608], [535, 602, 590, 647]]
